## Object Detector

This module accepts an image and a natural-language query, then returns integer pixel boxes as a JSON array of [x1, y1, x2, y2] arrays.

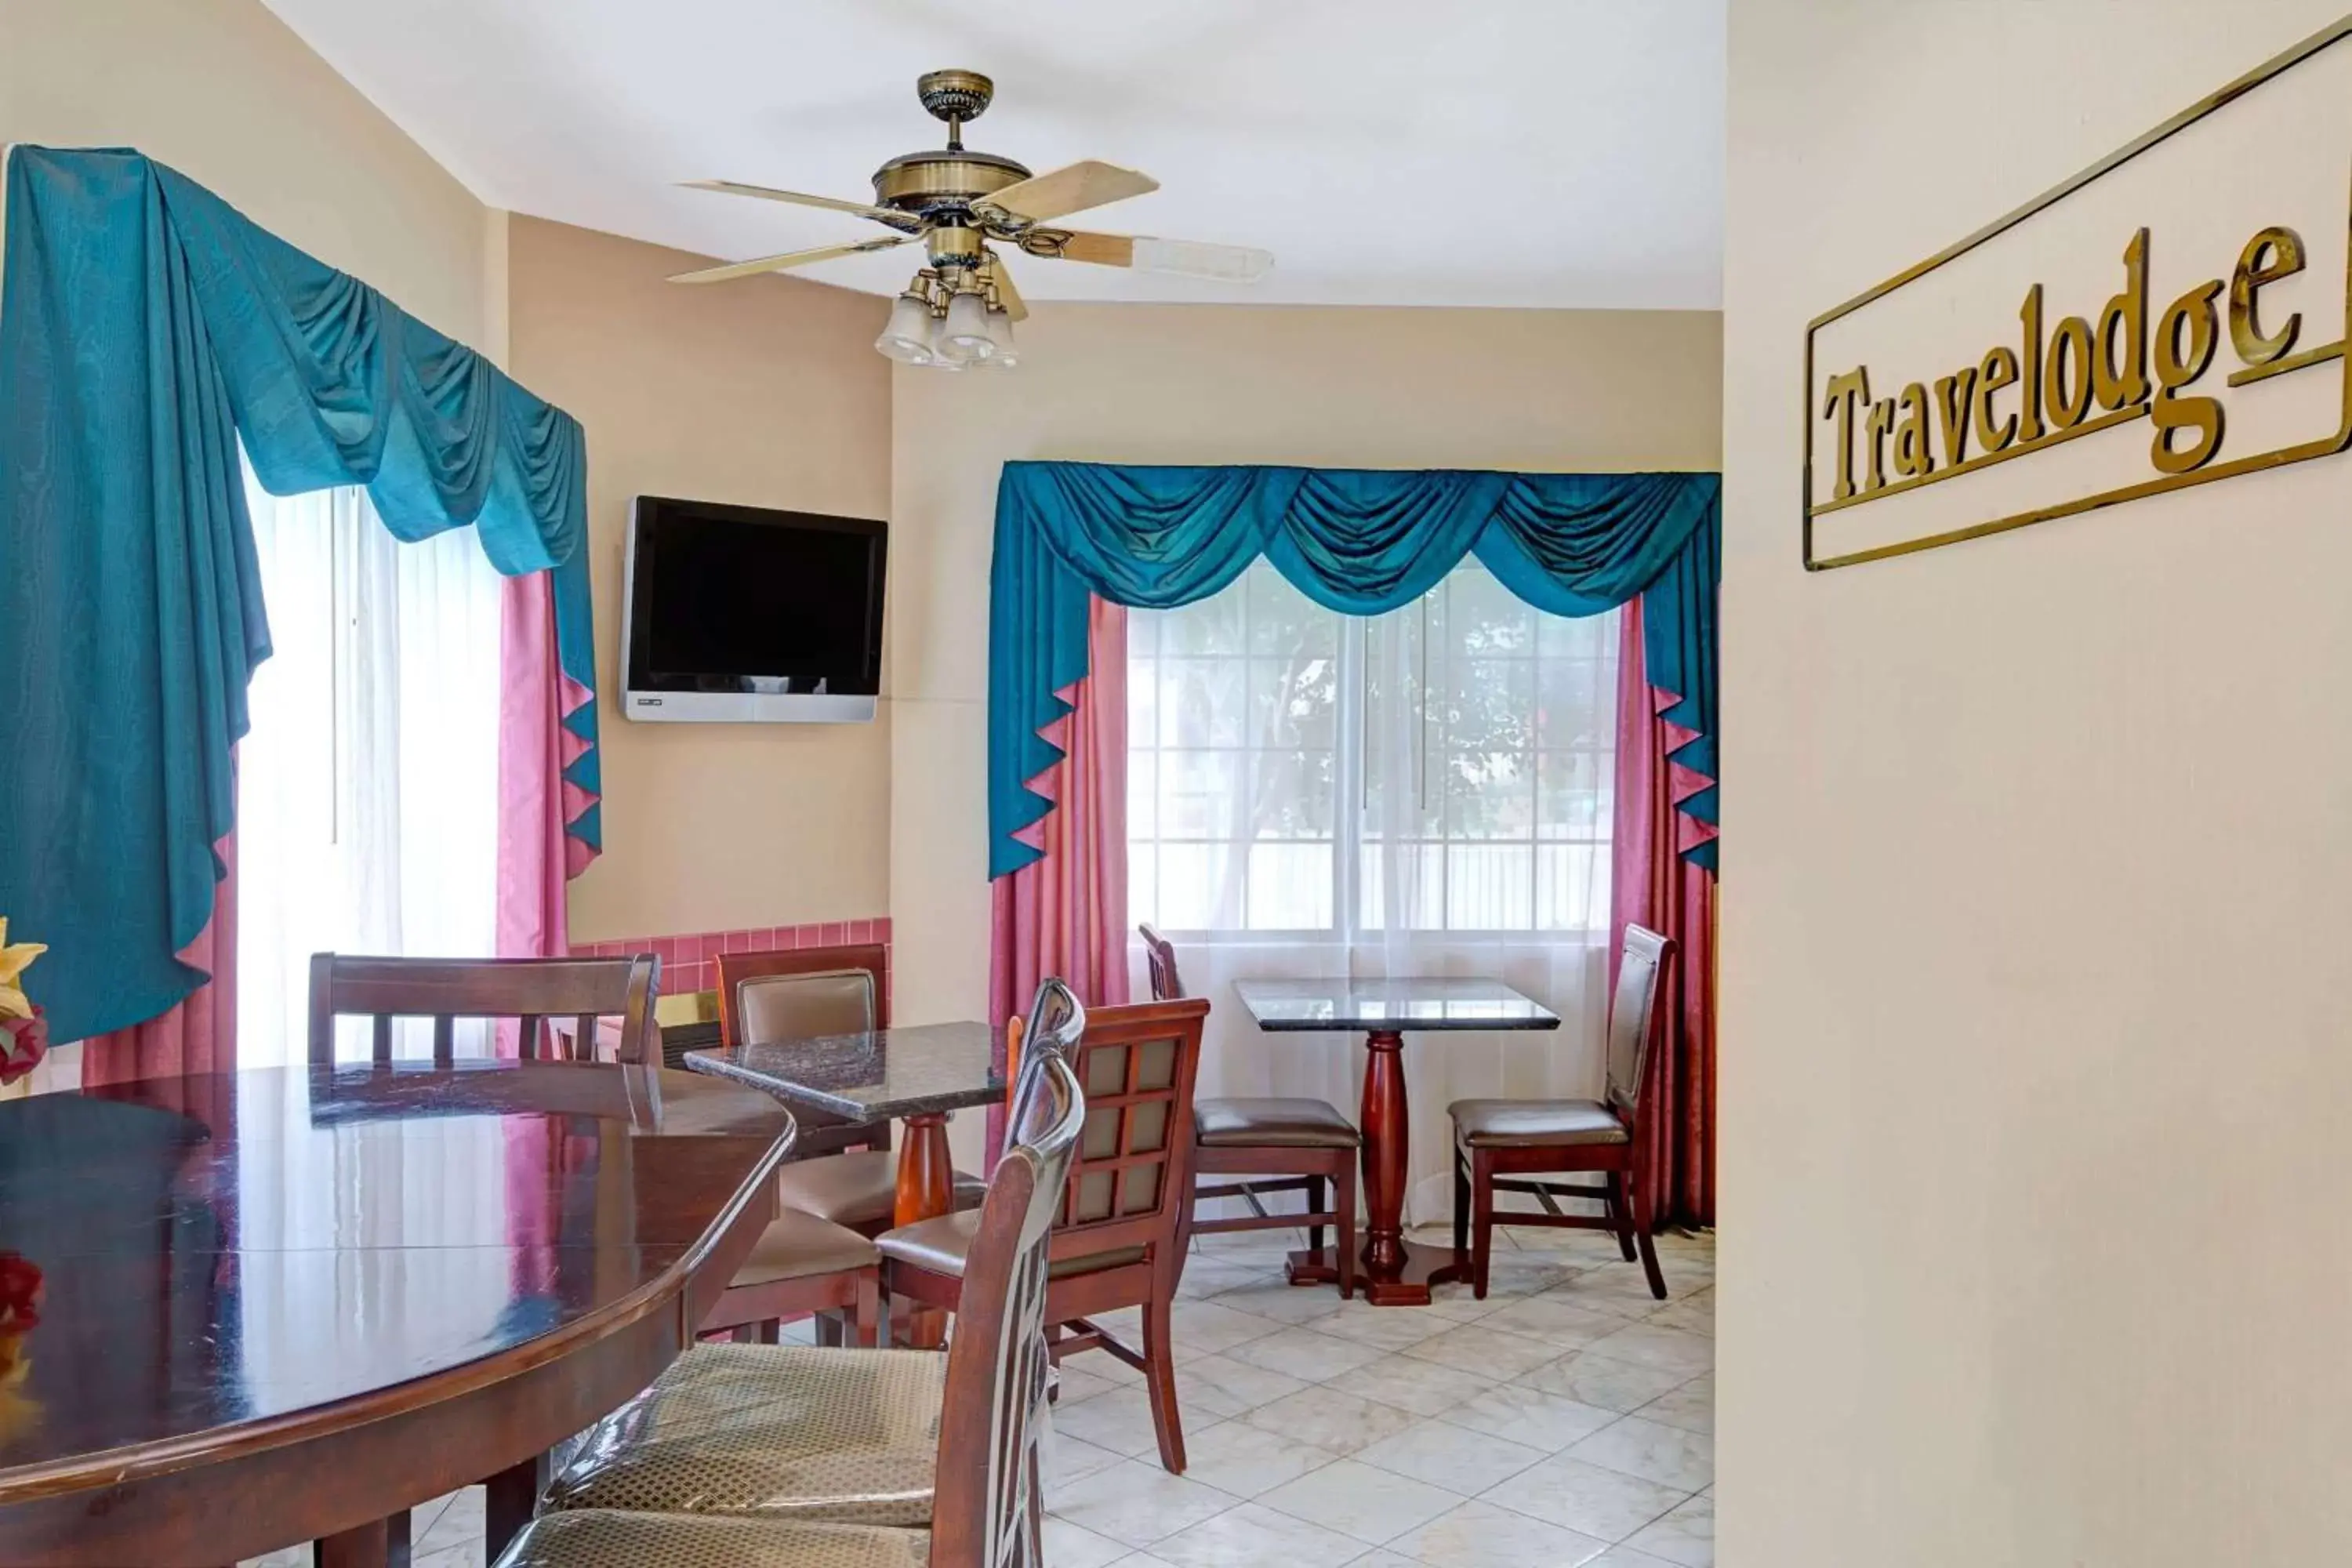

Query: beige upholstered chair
[[716, 946, 984, 1236], [501, 1048, 1086, 1568], [880, 995, 1204, 1472], [1139, 925, 1360, 1297], [1448, 923, 1676, 1300]]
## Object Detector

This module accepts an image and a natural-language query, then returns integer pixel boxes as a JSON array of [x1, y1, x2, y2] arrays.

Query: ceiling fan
[[672, 68, 1274, 369]]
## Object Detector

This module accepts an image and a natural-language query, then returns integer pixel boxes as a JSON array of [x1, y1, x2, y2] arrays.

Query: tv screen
[[622, 497, 886, 722]]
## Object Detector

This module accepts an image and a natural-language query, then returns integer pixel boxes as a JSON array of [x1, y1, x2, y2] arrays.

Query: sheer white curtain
[[1128, 560, 1617, 1221], [236, 463, 504, 1067], [231, 461, 514, 1388]]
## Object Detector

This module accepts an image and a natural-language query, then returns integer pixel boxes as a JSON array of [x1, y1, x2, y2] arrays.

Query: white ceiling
[[263, 0, 1725, 310]]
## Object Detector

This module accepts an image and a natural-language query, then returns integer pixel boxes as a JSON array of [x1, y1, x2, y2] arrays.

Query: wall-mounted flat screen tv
[[622, 496, 886, 723]]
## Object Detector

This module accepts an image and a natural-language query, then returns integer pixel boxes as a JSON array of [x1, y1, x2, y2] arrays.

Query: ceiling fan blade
[[668, 234, 913, 285], [987, 255, 1029, 323], [1032, 230, 1274, 282], [978, 160, 1159, 223], [681, 179, 917, 229]]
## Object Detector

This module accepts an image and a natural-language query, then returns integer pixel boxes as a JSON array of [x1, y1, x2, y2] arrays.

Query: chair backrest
[[714, 943, 888, 1050], [1605, 924, 1676, 1122], [1051, 998, 1209, 1269], [933, 1049, 1083, 1568], [1137, 924, 1184, 1001], [307, 953, 660, 1069], [1004, 976, 1086, 1123]]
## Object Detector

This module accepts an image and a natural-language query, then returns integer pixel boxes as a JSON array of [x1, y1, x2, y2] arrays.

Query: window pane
[[1247, 842, 1334, 930], [1127, 750, 1158, 840], [1127, 651, 1158, 748], [1160, 750, 1240, 840], [1443, 749, 1535, 840], [1248, 655, 1338, 750], [1127, 844, 1159, 927], [1448, 843, 1536, 931], [1537, 751, 1609, 838], [1154, 843, 1229, 930], [1538, 608, 1615, 661], [1160, 659, 1245, 746], [1537, 658, 1613, 749], [1537, 844, 1613, 930], [1249, 750, 1334, 840], [1443, 658, 1536, 756]]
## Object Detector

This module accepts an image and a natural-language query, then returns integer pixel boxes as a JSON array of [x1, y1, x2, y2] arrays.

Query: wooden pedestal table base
[[895, 1110, 957, 1348], [1281, 1029, 1468, 1306]]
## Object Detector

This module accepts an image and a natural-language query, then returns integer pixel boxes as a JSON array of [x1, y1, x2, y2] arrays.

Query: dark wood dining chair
[[716, 942, 895, 1156], [307, 953, 660, 1067], [505, 1048, 1087, 1568], [1140, 924, 1359, 1298], [879, 996, 1210, 1473], [1448, 922, 1676, 1300]]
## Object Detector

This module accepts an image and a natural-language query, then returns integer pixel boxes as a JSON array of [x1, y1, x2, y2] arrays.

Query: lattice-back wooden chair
[[1448, 923, 1676, 1300], [307, 953, 659, 1068], [880, 995, 1210, 1473], [1139, 924, 1359, 1298], [501, 1050, 1086, 1568]]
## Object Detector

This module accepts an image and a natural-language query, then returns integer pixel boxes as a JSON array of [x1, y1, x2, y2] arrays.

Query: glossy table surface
[[686, 1021, 1007, 1120], [0, 1060, 793, 1493], [1233, 977, 1563, 1032]]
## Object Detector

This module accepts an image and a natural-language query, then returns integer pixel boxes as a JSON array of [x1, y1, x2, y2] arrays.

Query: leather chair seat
[[876, 1210, 1146, 1282], [1449, 1098, 1629, 1149], [500, 1508, 930, 1567], [773, 1149, 984, 1230], [1192, 1097, 1360, 1149], [540, 1345, 943, 1527], [731, 1209, 880, 1288]]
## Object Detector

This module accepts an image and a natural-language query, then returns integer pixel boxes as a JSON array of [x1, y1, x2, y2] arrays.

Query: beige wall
[[0, 0, 490, 346], [889, 304, 1722, 1051], [1722, 3, 2352, 1563], [507, 217, 894, 943]]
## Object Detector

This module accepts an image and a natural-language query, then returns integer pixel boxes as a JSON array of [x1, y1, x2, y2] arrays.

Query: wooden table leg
[[1290, 1028, 1466, 1306], [485, 1452, 550, 1562], [314, 1519, 387, 1568], [895, 1111, 956, 1347]]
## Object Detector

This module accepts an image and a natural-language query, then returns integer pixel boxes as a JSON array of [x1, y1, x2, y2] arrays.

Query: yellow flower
[[0, 920, 44, 1023]]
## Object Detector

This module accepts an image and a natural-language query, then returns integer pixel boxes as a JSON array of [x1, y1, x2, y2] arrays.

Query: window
[[235, 461, 505, 1065], [1127, 558, 1617, 938]]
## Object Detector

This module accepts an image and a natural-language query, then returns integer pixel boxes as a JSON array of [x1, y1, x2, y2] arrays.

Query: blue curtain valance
[[988, 461, 1719, 880], [0, 147, 601, 1041]]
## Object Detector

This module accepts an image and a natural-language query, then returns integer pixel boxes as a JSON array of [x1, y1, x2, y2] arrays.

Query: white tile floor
[[240, 1224, 1712, 1568], [1044, 1223, 1714, 1568]]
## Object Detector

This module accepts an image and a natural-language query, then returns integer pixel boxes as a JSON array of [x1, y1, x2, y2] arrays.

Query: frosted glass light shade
[[982, 307, 1018, 368], [875, 293, 934, 364], [939, 289, 993, 362]]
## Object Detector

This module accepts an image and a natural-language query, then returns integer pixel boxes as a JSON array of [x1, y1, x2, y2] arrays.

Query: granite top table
[[1234, 976, 1560, 1307], [686, 1021, 1005, 1229]]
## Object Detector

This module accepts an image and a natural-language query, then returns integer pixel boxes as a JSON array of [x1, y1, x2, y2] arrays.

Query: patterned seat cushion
[[541, 1345, 944, 1527], [496, 1509, 928, 1567]]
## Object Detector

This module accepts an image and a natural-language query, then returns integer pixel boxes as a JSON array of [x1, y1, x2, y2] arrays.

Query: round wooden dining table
[[0, 1059, 796, 1568]]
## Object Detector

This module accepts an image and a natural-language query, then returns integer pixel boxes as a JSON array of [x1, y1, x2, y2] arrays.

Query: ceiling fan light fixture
[[876, 290, 936, 364], [982, 305, 1018, 368], [938, 288, 995, 363]]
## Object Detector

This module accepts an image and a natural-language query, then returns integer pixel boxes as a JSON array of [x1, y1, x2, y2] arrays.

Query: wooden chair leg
[[1607, 1171, 1640, 1263], [1469, 1151, 1496, 1299], [851, 1271, 882, 1347], [813, 1309, 845, 1348], [1305, 1173, 1327, 1258], [1451, 1147, 1470, 1258], [1139, 1293, 1187, 1474], [1335, 1159, 1357, 1300], [1624, 1173, 1668, 1300]]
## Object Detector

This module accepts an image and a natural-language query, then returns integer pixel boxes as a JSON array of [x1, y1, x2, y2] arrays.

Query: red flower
[[0, 1254, 39, 1334], [0, 1005, 46, 1087]]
